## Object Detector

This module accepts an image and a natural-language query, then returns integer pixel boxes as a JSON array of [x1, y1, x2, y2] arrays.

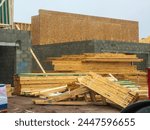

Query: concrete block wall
[[33, 40, 150, 72], [0, 29, 32, 84], [32, 40, 95, 71], [0, 47, 16, 84]]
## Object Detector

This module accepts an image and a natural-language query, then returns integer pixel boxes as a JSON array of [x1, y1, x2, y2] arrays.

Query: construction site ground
[[8, 96, 120, 113]]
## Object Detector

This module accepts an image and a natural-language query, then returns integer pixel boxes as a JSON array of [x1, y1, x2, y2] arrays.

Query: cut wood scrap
[[108, 73, 118, 81], [78, 72, 138, 108], [47, 87, 89, 102], [38, 85, 67, 96], [21, 85, 67, 97], [33, 100, 107, 106]]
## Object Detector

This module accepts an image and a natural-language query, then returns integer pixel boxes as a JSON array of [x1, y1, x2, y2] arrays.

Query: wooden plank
[[33, 100, 107, 105], [20, 85, 67, 97], [82, 59, 143, 62], [47, 87, 89, 102], [16, 73, 85, 77]]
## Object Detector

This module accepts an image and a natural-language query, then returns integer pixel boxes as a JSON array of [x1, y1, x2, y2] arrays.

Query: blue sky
[[14, 0, 150, 38]]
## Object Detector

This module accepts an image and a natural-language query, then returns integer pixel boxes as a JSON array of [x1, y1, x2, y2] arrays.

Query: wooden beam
[[48, 87, 89, 102], [33, 100, 107, 106], [29, 48, 46, 73]]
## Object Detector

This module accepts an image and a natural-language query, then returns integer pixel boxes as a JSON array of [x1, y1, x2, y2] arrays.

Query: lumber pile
[[47, 53, 143, 74], [123, 74, 148, 100], [140, 36, 150, 43], [32, 10, 139, 45], [13, 73, 85, 95], [33, 72, 138, 108], [46, 53, 148, 100]]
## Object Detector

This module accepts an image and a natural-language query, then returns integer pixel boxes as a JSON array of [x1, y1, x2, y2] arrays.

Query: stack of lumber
[[107, 74, 148, 100], [123, 74, 148, 100], [46, 53, 148, 100], [140, 36, 150, 43], [14, 22, 31, 31], [13, 73, 85, 95], [33, 72, 138, 108], [47, 53, 143, 74], [115, 80, 139, 91], [32, 10, 139, 45]]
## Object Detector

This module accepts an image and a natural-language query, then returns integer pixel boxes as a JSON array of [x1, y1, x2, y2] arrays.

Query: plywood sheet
[[31, 10, 139, 45]]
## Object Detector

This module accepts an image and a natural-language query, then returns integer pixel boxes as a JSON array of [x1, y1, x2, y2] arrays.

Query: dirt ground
[[7, 96, 120, 113]]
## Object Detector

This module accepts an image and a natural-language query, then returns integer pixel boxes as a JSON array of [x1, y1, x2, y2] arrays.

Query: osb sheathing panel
[[32, 10, 139, 45], [31, 16, 40, 45]]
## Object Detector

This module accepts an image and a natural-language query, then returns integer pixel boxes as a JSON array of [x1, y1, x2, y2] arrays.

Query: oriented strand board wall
[[32, 10, 139, 45], [31, 16, 40, 44]]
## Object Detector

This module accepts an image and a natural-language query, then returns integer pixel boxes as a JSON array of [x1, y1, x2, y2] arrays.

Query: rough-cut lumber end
[[78, 72, 138, 108]]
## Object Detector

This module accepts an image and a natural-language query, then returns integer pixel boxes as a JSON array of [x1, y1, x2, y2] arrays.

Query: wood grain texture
[[31, 10, 139, 45], [78, 72, 138, 108], [47, 53, 143, 74]]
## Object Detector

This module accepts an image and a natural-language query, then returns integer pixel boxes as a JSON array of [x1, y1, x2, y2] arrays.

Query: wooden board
[[31, 10, 139, 45], [47, 87, 89, 102], [33, 101, 107, 105]]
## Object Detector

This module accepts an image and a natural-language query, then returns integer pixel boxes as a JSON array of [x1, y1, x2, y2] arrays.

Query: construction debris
[[13, 53, 148, 110], [33, 72, 138, 109]]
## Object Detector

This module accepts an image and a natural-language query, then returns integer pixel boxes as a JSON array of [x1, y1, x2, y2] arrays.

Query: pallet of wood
[[33, 72, 138, 108], [13, 73, 85, 95], [31, 10, 139, 45], [47, 53, 143, 75]]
